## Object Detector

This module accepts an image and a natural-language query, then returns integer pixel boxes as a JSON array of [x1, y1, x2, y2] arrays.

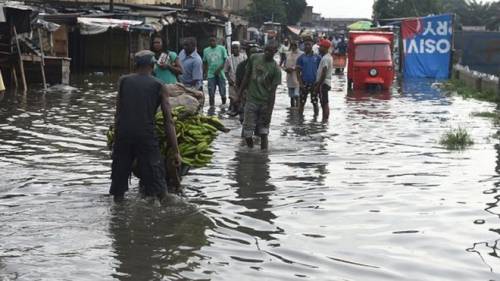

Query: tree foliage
[[372, 0, 500, 30], [283, 0, 308, 25], [247, 0, 307, 26]]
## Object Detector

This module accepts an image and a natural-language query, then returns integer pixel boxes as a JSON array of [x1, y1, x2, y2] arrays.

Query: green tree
[[373, 0, 443, 19], [247, 0, 286, 25], [283, 0, 307, 25], [373, 0, 500, 30], [247, 0, 306, 25]]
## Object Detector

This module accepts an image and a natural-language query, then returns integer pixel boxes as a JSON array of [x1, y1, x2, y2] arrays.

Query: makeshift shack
[[0, 2, 71, 89]]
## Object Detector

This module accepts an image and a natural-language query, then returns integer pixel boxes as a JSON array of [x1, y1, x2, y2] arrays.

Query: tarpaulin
[[77, 17, 143, 35], [287, 26, 301, 35], [455, 31, 500, 76], [402, 14, 453, 79], [35, 19, 60, 32]]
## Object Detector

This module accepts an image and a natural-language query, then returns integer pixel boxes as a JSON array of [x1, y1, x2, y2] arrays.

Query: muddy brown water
[[1, 73, 500, 280]]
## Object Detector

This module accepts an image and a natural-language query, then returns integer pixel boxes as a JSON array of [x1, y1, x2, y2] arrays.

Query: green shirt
[[153, 51, 178, 84], [246, 54, 282, 105], [203, 45, 228, 79]]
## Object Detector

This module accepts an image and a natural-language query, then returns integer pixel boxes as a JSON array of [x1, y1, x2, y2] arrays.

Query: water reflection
[[109, 201, 211, 281], [1, 73, 500, 280], [346, 89, 392, 102], [229, 151, 280, 240], [400, 78, 451, 103]]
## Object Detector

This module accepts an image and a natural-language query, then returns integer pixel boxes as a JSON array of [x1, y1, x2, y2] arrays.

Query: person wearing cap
[[284, 40, 302, 108], [110, 50, 181, 203], [238, 41, 281, 150], [315, 39, 334, 122], [233, 45, 261, 123], [203, 36, 228, 107], [224, 41, 247, 114], [296, 38, 322, 117]]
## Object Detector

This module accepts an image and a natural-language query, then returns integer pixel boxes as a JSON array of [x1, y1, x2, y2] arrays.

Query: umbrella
[[347, 21, 373, 30]]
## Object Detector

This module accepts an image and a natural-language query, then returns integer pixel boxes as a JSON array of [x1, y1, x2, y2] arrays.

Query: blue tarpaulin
[[402, 14, 453, 79]]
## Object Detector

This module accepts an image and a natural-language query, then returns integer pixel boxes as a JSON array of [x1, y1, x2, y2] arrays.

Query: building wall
[[199, 0, 248, 12], [230, 0, 249, 12], [52, 0, 181, 5], [315, 18, 369, 33], [300, 6, 313, 25]]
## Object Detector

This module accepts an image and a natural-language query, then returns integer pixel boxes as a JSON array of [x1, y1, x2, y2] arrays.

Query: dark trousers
[[110, 136, 167, 197]]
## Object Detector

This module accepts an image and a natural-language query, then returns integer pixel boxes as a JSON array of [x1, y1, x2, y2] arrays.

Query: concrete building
[[186, 0, 249, 13], [45, 0, 182, 4], [300, 6, 313, 26], [315, 18, 370, 34]]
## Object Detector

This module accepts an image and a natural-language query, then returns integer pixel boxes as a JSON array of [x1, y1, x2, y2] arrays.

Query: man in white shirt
[[284, 41, 302, 108], [312, 38, 320, 55], [278, 38, 290, 66], [314, 39, 333, 122], [224, 41, 247, 114]]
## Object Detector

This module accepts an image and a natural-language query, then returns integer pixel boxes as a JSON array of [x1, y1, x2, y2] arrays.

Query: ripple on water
[[1, 74, 500, 280]]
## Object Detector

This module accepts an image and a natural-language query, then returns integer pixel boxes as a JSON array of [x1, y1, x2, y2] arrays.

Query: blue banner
[[402, 14, 453, 79]]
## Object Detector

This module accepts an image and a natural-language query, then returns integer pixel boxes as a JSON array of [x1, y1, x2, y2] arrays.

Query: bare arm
[[114, 77, 124, 129], [215, 60, 225, 75], [168, 57, 183, 75], [296, 66, 304, 89], [203, 62, 208, 80], [239, 66, 251, 101], [316, 65, 328, 90], [160, 85, 180, 164], [267, 85, 278, 115]]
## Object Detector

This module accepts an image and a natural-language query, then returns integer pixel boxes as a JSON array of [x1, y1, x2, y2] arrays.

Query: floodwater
[[1, 73, 500, 281]]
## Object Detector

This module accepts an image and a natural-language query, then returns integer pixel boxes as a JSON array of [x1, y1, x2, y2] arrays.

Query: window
[[355, 44, 391, 61]]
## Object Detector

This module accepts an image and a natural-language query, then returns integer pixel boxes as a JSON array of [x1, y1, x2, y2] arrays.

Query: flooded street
[[1, 73, 500, 280]]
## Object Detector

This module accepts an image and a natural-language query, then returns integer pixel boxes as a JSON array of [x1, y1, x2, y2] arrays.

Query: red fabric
[[319, 39, 332, 49], [401, 18, 423, 39]]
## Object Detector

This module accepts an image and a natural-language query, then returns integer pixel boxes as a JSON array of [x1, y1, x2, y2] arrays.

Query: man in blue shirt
[[179, 37, 203, 91], [296, 38, 321, 117]]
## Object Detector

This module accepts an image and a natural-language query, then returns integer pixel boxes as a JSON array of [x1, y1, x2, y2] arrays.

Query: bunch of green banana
[[106, 106, 229, 169], [155, 107, 229, 168]]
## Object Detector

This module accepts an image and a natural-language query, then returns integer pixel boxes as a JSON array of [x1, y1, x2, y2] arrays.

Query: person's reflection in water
[[109, 201, 212, 281], [231, 151, 280, 240]]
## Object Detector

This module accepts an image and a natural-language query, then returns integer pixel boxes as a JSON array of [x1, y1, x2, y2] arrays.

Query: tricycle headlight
[[369, 68, 378, 77]]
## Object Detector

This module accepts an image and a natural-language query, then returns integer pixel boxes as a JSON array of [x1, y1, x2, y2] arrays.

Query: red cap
[[319, 39, 332, 49]]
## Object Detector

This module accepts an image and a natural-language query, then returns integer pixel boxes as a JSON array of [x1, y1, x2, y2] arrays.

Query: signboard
[[402, 14, 454, 79]]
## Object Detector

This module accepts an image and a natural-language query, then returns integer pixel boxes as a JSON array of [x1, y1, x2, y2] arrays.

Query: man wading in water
[[110, 50, 180, 203], [296, 38, 321, 117], [237, 41, 281, 150]]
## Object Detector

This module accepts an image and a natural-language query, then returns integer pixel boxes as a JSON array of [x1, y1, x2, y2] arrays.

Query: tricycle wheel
[[347, 79, 353, 90]]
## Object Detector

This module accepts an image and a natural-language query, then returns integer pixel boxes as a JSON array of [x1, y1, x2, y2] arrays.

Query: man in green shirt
[[238, 41, 281, 150], [203, 37, 228, 107]]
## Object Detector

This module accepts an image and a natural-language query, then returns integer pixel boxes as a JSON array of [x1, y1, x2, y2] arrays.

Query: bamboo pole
[[11, 67, 18, 89], [37, 28, 47, 89], [13, 26, 27, 91]]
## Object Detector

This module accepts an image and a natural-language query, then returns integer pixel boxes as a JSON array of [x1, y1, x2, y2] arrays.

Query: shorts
[[110, 136, 167, 196], [300, 83, 318, 105], [242, 101, 271, 138], [288, 87, 300, 98], [229, 85, 238, 100], [319, 84, 331, 106]]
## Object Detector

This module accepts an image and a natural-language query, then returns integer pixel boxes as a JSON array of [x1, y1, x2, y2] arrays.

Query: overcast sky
[[306, 0, 499, 18]]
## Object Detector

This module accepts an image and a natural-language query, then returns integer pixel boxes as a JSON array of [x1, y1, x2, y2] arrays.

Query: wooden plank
[[13, 26, 27, 92], [37, 29, 47, 89]]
